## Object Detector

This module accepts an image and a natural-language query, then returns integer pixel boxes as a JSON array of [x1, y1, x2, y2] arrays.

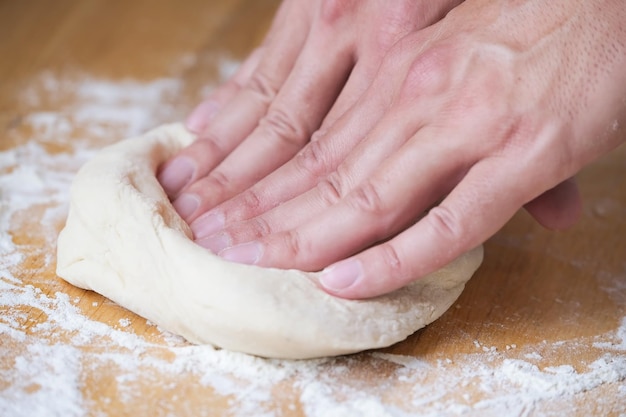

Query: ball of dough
[[56, 123, 483, 359]]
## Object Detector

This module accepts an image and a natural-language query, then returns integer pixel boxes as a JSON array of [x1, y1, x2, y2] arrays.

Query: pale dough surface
[[56, 123, 483, 359]]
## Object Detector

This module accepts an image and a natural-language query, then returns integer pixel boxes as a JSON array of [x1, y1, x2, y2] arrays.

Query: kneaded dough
[[56, 123, 483, 359]]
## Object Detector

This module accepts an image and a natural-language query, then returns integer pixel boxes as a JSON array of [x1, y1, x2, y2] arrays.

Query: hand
[[170, 0, 626, 299], [157, 0, 463, 215]]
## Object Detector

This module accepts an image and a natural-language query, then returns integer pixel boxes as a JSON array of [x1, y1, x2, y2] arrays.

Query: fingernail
[[220, 241, 262, 265], [196, 233, 231, 254], [158, 156, 196, 196], [320, 260, 363, 291], [186, 100, 220, 133], [172, 194, 200, 219], [191, 211, 225, 239]]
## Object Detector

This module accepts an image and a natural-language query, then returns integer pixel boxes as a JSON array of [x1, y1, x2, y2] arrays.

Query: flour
[[1, 69, 625, 417]]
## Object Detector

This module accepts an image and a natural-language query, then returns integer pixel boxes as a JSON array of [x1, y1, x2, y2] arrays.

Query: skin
[[158, 0, 626, 299]]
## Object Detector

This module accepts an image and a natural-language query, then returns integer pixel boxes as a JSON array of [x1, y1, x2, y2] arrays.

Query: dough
[[56, 123, 483, 359]]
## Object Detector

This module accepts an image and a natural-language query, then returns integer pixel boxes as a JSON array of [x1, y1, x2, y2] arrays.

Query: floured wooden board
[[1, 1, 625, 416]]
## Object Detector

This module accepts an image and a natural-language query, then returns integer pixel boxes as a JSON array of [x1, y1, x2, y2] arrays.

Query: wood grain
[[1, 1, 624, 416]]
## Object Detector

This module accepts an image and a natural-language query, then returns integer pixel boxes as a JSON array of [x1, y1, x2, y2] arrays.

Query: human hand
[[169, 0, 626, 299], [157, 0, 463, 213]]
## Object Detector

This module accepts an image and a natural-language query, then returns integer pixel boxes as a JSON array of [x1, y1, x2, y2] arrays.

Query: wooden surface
[[1, 1, 625, 416]]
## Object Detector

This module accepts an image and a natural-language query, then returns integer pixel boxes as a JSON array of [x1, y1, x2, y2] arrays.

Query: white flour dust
[[1, 69, 625, 417]]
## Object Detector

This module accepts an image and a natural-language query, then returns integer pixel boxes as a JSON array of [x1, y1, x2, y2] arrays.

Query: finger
[[524, 177, 581, 230], [185, 0, 307, 134], [174, 29, 355, 222], [187, 18, 434, 227], [315, 0, 448, 130], [189, 64, 406, 239], [318, 59, 377, 130], [189, 129, 349, 242], [317, 157, 536, 299], [217, 128, 473, 270], [157, 4, 312, 198], [195, 105, 428, 251], [186, 47, 264, 133]]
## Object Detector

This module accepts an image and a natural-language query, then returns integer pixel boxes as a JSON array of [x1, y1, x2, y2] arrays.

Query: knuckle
[[493, 115, 531, 153], [246, 72, 278, 103], [295, 140, 329, 179], [260, 108, 308, 149], [320, 0, 357, 25], [316, 172, 344, 206], [206, 170, 231, 192], [282, 229, 306, 260], [250, 216, 272, 237], [239, 188, 263, 213], [379, 243, 404, 276], [401, 44, 455, 99], [425, 205, 463, 243], [347, 180, 386, 215]]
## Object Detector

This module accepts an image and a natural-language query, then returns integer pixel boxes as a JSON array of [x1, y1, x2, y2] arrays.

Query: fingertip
[[319, 259, 364, 297], [157, 156, 196, 197], [195, 232, 231, 254], [219, 241, 263, 265], [191, 211, 225, 239], [172, 193, 200, 220]]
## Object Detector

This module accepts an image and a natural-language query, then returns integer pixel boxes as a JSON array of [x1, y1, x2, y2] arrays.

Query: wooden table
[[1, 1, 624, 416]]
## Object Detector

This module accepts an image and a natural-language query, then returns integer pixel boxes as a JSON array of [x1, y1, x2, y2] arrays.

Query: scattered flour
[[1, 68, 625, 417]]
